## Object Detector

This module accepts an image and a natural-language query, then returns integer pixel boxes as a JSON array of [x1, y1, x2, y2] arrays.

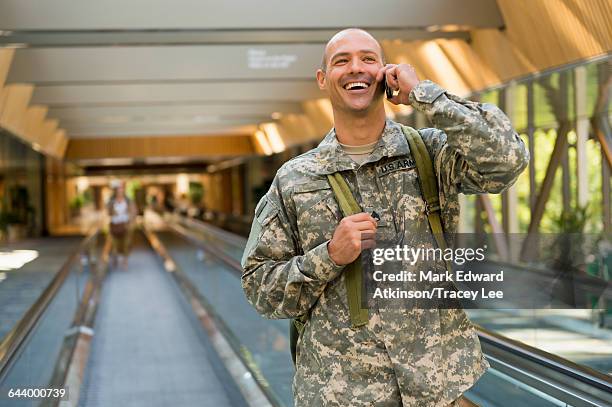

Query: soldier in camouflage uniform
[[242, 28, 529, 406]]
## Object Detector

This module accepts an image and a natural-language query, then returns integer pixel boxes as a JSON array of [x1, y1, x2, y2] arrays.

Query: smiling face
[[316, 29, 385, 116]]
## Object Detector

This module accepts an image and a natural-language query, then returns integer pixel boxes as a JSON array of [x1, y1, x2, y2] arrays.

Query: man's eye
[[364, 56, 376, 62], [334, 59, 348, 65]]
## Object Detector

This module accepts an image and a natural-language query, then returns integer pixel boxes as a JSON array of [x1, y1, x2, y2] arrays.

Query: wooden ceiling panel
[[0, 49, 15, 89], [65, 134, 255, 160], [480, 0, 611, 79], [435, 39, 499, 90]]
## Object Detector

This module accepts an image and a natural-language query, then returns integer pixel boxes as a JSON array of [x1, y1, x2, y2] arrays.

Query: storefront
[[0, 129, 45, 240]]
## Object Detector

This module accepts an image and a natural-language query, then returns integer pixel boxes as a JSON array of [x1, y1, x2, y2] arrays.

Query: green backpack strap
[[289, 317, 302, 365], [401, 125, 448, 255], [327, 173, 369, 329], [290, 173, 368, 366]]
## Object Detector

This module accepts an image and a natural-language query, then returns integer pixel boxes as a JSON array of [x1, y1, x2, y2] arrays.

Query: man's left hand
[[376, 64, 420, 105]]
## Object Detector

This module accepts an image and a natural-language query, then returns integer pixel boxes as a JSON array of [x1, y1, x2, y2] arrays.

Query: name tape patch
[[377, 157, 415, 177]]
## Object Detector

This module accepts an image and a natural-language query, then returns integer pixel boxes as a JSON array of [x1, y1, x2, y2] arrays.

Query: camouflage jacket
[[241, 80, 529, 406]]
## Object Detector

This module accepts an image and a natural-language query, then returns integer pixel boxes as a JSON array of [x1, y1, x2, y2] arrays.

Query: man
[[241, 28, 529, 406]]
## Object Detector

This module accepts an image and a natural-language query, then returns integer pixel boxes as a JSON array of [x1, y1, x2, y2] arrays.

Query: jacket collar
[[313, 119, 411, 175]]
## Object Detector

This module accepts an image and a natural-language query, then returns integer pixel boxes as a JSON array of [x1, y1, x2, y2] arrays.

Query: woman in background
[[107, 181, 136, 269]]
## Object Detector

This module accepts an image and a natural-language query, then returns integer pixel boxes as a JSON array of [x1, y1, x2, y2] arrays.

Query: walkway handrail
[[169, 218, 612, 406], [0, 228, 100, 379], [168, 220, 243, 272], [170, 213, 247, 248], [478, 326, 612, 406]]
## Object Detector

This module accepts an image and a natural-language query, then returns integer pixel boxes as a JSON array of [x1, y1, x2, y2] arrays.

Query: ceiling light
[[254, 130, 273, 156], [261, 123, 285, 154], [440, 25, 471, 32], [76, 176, 89, 192], [207, 157, 245, 173], [96, 158, 134, 166], [176, 173, 189, 195]]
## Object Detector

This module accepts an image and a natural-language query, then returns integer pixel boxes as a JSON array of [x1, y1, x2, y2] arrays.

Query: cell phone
[[383, 76, 393, 99]]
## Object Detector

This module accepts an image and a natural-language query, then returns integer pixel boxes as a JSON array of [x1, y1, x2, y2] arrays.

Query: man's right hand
[[327, 212, 377, 266]]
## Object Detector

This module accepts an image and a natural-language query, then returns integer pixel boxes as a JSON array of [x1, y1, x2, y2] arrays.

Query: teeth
[[345, 82, 369, 90]]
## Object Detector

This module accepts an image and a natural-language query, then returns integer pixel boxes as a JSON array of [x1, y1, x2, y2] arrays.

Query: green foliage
[[513, 84, 528, 131], [480, 89, 499, 105], [189, 182, 204, 205], [125, 180, 140, 200], [69, 194, 84, 210], [69, 188, 93, 210], [553, 205, 589, 234]]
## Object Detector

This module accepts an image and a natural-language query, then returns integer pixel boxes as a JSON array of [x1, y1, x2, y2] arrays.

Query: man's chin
[[343, 97, 381, 114], [330, 92, 384, 115]]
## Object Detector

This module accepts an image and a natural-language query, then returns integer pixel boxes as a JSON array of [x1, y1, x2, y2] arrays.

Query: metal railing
[[0, 229, 101, 380], [479, 327, 612, 406]]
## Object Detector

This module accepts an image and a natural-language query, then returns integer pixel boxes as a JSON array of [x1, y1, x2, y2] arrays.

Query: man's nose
[[347, 56, 364, 73]]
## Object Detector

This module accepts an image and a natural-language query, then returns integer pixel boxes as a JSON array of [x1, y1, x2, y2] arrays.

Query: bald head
[[320, 28, 385, 72]]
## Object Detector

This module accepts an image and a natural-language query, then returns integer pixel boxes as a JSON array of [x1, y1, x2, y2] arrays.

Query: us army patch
[[376, 157, 415, 177]]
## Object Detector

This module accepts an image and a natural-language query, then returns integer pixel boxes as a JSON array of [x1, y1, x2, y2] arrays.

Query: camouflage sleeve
[[409, 80, 529, 195], [241, 186, 345, 319]]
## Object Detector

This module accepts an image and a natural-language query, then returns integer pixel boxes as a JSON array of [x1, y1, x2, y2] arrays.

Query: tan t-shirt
[[338, 139, 378, 165]]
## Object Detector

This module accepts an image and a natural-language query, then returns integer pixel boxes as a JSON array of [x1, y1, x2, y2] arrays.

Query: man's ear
[[316, 69, 326, 91]]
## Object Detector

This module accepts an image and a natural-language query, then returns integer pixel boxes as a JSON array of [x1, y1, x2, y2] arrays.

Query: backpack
[[290, 125, 448, 365]]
